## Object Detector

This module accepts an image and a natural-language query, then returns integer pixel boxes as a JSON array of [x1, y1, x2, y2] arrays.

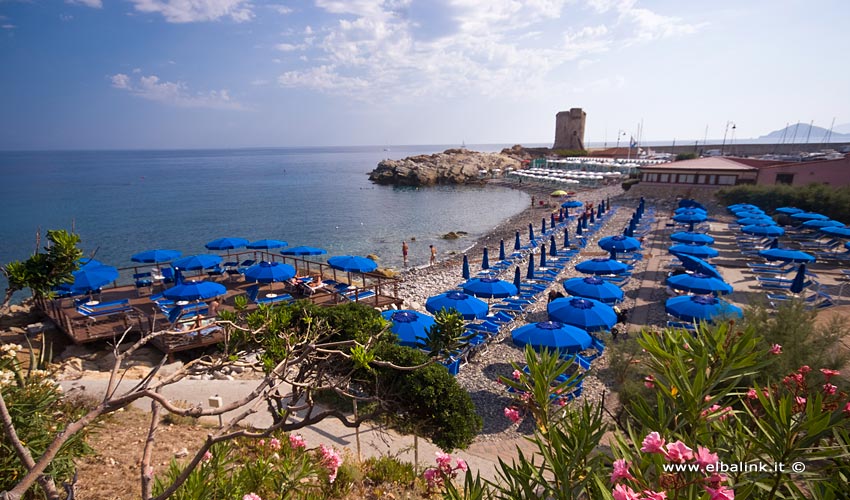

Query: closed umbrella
[[789, 264, 809, 294], [551, 212, 557, 228], [665, 295, 742, 323], [513, 267, 521, 289], [670, 232, 715, 245], [461, 278, 518, 298], [205, 237, 249, 251], [666, 273, 733, 296], [280, 246, 327, 256], [542, 218, 547, 235], [529, 224, 536, 244], [563, 228, 570, 248], [527, 255, 535, 279], [576, 220, 583, 236], [669, 244, 719, 259], [514, 231, 521, 251], [173, 254, 223, 271], [163, 280, 226, 302], [575, 258, 629, 276], [511, 321, 592, 354], [482, 248, 490, 270], [562, 276, 624, 304], [741, 224, 785, 237], [462, 255, 470, 280], [246, 239, 288, 249], [758, 248, 816, 264], [499, 240, 506, 261], [550, 235, 558, 256], [540, 245, 547, 268], [381, 310, 435, 347], [131, 249, 182, 263], [548, 297, 617, 332], [425, 291, 488, 320]]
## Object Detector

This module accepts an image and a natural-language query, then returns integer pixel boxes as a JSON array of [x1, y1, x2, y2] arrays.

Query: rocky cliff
[[368, 148, 523, 186]]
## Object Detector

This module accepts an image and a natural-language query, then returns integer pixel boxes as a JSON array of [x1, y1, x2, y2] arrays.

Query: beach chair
[[160, 267, 175, 284], [206, 265, 224, 279], [257, 293, 295, 306], [666, 320, 697, 332], [246, 284, 259, 303], [133, 272, 153, 296], [560, 352, 592, 371]]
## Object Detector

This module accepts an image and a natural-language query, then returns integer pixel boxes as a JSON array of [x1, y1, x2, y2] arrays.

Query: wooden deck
[[38, 252, 403, 357]]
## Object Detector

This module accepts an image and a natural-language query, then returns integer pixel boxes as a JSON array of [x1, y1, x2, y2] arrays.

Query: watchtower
[[553, 108, 586, 151]]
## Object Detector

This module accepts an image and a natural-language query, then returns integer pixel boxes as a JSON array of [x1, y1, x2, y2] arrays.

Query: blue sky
[[1, 0, 848, 150]]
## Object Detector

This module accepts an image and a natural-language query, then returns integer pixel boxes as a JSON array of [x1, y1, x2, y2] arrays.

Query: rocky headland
[[368, 148, 524, 186]]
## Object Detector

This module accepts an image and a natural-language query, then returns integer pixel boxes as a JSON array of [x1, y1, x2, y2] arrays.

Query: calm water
[[0, 145, 529, 301]]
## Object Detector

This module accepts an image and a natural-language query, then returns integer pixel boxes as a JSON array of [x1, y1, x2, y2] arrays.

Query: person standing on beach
[[429, 244, 437, 266], [402, 241, 409, 266], [531, 195, 535, 207]]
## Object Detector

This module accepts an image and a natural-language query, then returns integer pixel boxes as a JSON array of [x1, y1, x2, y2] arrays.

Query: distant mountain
[[759, 123, 850, 142], [833, 123, 850, 135]]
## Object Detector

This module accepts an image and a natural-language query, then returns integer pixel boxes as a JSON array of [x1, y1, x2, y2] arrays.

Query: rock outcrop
[[368, 148, 522, 186]]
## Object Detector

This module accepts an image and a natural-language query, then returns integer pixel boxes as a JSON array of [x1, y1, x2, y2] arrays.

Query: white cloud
[[274, 0, 701, 101], [110, 73, 246, 110], [269, 5, 292, 15], [129, 0, 254, 23], [66, 0, 103, 8], [2, 24, 16, 30], [59, 13, 75, 21]]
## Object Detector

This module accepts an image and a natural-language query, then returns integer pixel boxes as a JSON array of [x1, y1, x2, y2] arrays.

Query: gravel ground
[[392, 180, 648, 441]]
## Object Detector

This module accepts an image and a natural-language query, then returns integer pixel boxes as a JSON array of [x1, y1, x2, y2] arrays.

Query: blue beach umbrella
[[563, 276, 624, 304], [562, 200, 583, 209], [482, 248, 490, 270], [675, 254, 723, 280], [78, 258, 104, 269], [551, 212, 557, 228], [575, 258, 629, 276], [791, 212, 829, 221], [514, 231, 521, 251], [737, 217, 776, 226], [672, 212, 707, 224], [328, 255, 378, 273], [462, 255, 470, 280], [589, 210, 596, 224], [758, 248, 816, 264], [540, 245, 547, 268], [581, 215, 588, 229], [243, 261, 296, 283], [776, 207, 803, 215], [576, 220, 583, 236], [513, 267, 521, 289], [499, 240, 506, 261], [790, 264, 809, 294], [563, 228, 570, 248], [733, 208, 765, 216], [666, 273, 733, 296], [425, 291, 488, 320], [173, 254, 223, 271], [550, 236, 558, 256], [381, 310, 435, 347], [132, 249, 182, 263], [679, 199, 706, 210], [67, 265, 120, 293], [598, 235, 641, 258], [526, 255, 535, 279], [163, 280, 226, 302], [511, 321, 591, 354], [205, 237, 249, 251], [675, 207, 707, 215], [280, 246, 327, 256], [529, 223, 536, 244], [802, 219, 844, 229], [542, 217, 547, 234], [821, 226, 850, 238], [548, 297, 617, 332], [665, 295, 742, 323], [847, 241, 850, 251], [462, 277, 518, 298], [670, 232, 715, 245], [741, 224, 785, 237], [246, 239, 288, 249], [669, 244, 719, 259]]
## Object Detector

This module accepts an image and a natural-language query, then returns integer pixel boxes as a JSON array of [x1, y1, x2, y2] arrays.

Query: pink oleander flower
[[610, 459, 634, 484], [456, 458, 468, 472], [435, 451, 452, 469], [202, 450, 213, 462], [795, 396, 807, 406], [705, 473, 728, 487], [704, 485, 735, 500], [790, 373, 804, 384], [268, 438, 281, 451], [258, 439, 265, 447], [821, 368, 840, 380], [799, 365, 811, 374], [843, 401, 850, 417], [320, 444, 343, 483], [664, 441, 693, 463], [243, 494, 262, 500], [423, 468, 441, 489], [704, 395, 713, 402], [746, 388, 758, 399], [644, 375, 655, 389], [694, 446, 719, 470], [558, 397, 567, 407], [770, 344, 782, 355], [701, 404, 721, 418], [289, 434, 306, 450], [824, 383, 838, 395], [640, 432, 665, 454], [512, 369, 522, 380], [504, 407, 521, 424], [612, 483, 641, 500], [641, 491, 667, 500]]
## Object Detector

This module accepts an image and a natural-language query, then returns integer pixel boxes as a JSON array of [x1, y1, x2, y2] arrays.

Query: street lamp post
[[615, 130, 626, 158]]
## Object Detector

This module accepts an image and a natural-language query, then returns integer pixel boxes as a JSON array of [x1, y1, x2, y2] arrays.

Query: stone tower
[[553, 108, 586, 150]]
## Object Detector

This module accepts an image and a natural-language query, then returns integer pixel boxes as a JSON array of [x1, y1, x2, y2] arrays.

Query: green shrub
[[363, 456, 416, 485], [676, 152, 697, 161], [621, 178, 640, 191]]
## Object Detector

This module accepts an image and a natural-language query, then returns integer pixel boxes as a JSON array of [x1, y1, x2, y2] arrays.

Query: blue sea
[[0, 145, 530, 302]]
